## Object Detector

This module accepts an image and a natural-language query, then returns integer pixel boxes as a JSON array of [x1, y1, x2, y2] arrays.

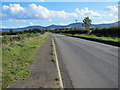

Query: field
[[2, 33, 49, 88]]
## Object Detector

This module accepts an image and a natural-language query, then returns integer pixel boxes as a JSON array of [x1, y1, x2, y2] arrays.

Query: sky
[[1, 1, 119, 28], [2, 0, 119, 2]]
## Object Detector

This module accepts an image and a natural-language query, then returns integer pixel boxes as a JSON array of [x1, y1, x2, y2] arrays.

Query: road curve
[[52, 34, 118, 88]]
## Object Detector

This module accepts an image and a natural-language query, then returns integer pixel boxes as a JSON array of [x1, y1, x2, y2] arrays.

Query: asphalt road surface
[[52, 34, 118, 88]]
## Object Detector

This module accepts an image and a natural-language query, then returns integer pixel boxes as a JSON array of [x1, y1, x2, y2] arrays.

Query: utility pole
[[75, 19, 78, 23]]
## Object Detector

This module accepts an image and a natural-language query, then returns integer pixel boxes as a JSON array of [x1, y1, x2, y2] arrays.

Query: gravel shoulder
[[9, 35, 58, 88]]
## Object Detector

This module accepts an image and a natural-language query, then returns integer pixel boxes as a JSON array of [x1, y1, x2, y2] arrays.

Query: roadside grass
[[2, 34, 49, 88], [64, 34, 120, 43]]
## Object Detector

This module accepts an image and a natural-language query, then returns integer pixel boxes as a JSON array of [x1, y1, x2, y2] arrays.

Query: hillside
[[2, 21, 119, 31]]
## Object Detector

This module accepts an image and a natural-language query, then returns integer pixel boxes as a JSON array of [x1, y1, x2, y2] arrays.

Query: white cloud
[[28, 22, 33, 25], [41, 0, 44, 2], [93, 20, 117, 24], [3, 4, 24, 14], [76, 7, 102, 17], [18, 26, 25, 28], [26, 4, 51, 20], [103, 5, 118, 18], [51, 10, 78, 19], [2, 3, 78, 21], [104, 5, 118, 13], [59, 23, 68, 25], [1, 26, 7, 28], [16, 20, 26, 22], [2, 4, 118, 24], [91, 5, 118, 24], [8, 19, 26, 22]]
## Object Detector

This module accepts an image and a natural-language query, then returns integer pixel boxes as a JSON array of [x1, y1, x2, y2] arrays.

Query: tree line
[[1, 28, 45, 35]]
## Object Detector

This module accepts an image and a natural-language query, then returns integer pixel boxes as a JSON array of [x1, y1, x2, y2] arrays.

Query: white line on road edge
[[52, 38, 64, 88]]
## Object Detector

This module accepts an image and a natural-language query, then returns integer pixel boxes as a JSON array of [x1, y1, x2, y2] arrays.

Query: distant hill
[[92, 21, 119, 28], [1, 21, 119, 31]]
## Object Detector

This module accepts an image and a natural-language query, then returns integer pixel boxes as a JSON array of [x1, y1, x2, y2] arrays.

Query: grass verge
[[64, 34, 120, 43], [2, 34, 49, 88]]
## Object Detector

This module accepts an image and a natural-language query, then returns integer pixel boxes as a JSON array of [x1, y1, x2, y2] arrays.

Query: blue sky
[[2, 0, 119, 2], [1, 2, 118, 28]]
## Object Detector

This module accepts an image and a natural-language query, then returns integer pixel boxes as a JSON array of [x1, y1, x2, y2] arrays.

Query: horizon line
[[1, 21, 119, 29]]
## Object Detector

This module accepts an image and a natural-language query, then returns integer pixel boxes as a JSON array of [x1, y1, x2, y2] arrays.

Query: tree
[[82, 17, 92, 29], [9, 29, 14, 34]]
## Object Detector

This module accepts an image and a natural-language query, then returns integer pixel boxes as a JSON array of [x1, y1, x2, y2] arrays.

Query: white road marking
[[52, 38, 64, 88]]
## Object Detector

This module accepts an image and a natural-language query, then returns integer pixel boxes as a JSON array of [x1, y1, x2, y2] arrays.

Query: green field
[[2, 34, 49, 88], [64, 34, 120, 43]]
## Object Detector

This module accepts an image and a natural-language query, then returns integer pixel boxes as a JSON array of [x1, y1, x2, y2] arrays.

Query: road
[[52, 34, 118, 88]]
